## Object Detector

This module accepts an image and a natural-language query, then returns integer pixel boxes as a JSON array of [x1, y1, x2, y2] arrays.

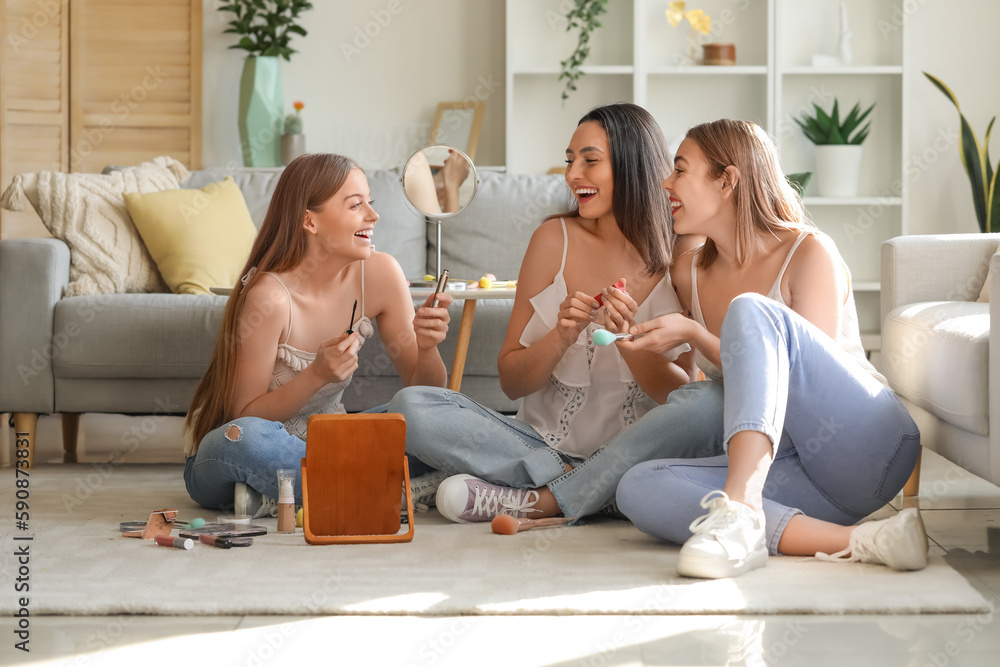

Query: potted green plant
[[281, 101, 306, 166], [218, 0, 314, 167], [795, 99, 874, 197], [924, 72, 998, 233]]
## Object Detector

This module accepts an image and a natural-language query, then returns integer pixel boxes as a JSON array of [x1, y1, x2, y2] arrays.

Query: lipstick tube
[[199, 534, 233, 549], [154, 535, 193, 550]]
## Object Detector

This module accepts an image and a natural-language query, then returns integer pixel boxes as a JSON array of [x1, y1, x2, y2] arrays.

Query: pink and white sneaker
[[435, 474, 541, 523]]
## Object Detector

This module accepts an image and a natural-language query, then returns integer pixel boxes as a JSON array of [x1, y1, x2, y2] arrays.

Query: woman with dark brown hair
[[389, 103, 722, 524], [183, 153, 452, 516]]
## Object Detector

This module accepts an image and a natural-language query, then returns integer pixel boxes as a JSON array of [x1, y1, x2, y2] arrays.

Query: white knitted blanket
[[3, 156, 189, 296]]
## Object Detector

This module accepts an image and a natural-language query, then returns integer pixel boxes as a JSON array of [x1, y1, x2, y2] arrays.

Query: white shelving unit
[[505, 0, 907, 351]]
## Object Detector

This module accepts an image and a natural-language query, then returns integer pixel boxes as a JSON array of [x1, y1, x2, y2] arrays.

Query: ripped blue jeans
[[183, 405, 428, 511]]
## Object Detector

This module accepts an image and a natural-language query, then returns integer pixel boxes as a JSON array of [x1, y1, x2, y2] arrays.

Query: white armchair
[[881, 234, 999, 489]]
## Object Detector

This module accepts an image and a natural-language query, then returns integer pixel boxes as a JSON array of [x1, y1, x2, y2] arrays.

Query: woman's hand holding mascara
[[414, 291, 453, 350], [312, 332, 361, 384]]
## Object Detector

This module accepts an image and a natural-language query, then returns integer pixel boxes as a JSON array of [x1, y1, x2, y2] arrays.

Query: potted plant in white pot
[[219, 0, 313, 167], [795, 99, 874, 197]]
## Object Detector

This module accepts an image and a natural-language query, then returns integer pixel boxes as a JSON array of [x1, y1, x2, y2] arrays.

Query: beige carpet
[[1, 464, 988, 616]]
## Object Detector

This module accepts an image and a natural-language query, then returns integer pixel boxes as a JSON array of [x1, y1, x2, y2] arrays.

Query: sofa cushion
[[882, 301, 990, 435], [124, 177, 257, 295], [432, 171, 572, 279], [52, 294, 224, 379]]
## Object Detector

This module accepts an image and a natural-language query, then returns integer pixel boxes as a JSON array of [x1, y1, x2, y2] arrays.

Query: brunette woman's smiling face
[[565, 121, 614, 222]]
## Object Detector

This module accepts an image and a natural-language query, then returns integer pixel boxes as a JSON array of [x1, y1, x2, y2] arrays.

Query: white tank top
[[515, 218, 689, 459], [689, 231, 884, 384], [267, 268, 374, 440]]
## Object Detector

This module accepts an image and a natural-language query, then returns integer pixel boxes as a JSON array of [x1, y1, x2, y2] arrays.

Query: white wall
[[904, 0, 1000, 236], [202, 0, 1000, 237], [202, 0, 506, 169]]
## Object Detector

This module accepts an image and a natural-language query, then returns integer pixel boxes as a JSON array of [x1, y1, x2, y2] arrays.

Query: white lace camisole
[[267, 268, 374, 440], [689, 230, 884, 384], [516, 218, 689, 459]]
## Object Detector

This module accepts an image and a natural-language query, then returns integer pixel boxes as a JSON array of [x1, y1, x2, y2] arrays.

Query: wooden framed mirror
[[427, 101, 485, 161]]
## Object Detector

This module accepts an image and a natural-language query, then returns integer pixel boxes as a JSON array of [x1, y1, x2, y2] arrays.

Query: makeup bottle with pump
[[277, 469, 296, 533]]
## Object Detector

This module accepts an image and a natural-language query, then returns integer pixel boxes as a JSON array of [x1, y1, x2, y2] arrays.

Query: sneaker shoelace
[[257, 495, 279, 519], [470, 482, 540, 519], [687, 491, 739, 536]]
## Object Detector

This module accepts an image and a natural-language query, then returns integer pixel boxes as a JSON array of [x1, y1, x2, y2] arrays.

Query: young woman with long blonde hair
[[183, 153, 452, 516]]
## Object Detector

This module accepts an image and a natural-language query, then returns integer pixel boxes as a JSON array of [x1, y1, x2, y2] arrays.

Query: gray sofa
[[881, 233, 999, 488], [0, 166, 572, 465]]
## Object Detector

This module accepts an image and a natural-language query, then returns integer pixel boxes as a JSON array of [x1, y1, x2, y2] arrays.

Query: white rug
[[2, 464, 988, 616]]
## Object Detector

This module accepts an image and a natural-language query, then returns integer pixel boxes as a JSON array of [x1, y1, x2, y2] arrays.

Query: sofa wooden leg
[[903, 448, 922, 497], [13, 413, 38, 470], [61, 413, 80, 463]]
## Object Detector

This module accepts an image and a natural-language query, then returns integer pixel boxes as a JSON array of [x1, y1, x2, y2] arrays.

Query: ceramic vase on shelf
[[281, 134, 306, 165], [814, 145, 862, 197], [238, 56, 283, 168]]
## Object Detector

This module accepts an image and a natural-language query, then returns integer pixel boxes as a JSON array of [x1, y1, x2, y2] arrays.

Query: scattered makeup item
[[593, 279, 627, 307], [431, 269, 449, 307], [491, 514, 574, 535], [154, 535, 193, 550], [119, 509, 178, 539], [174, 518, 206, 530], [199, 534, 234, 549], [178, 523, 267, 540], [592, 329, 638, 346], [277, 469, 296, 534], [346, 299, 358, 334]]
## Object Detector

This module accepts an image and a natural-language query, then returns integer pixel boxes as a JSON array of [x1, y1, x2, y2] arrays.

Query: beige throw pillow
[[3, 156, 189, 296]]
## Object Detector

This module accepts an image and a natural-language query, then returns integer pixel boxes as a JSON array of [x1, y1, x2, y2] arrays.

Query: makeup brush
[[346, 299, 358, 334], [172, 518, 206, 530], [491, 514, 574, 535], [592, 329, 636, 346]]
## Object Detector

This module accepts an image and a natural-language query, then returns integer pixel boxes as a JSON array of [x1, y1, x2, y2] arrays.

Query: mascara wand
[[346, 299, 358, 334]]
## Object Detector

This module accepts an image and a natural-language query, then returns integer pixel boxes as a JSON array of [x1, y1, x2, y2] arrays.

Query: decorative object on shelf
[[785, 172, 813, 198], [558, 0, 608, 101], [218, 0, 314, 167], [812, 2, 852, 67], [795, 99, 874, 197], [666, 1, 712, 66], [702, 43, 735, 66], [428, 101, 485, 161], [924, 72, 998, 233], [281, 101, 306, 166]]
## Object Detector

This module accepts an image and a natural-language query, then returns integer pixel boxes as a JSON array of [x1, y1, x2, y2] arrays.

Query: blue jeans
[[616, 294, 920, 555], [183, 404, 432, 511], [387, 381, 726, 520]]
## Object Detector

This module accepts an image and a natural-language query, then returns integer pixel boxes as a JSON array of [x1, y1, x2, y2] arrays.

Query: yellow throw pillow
[[124, 177, 257, 295]]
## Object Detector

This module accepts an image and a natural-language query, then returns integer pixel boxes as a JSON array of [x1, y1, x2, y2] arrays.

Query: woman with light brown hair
[[615, 119, 926, 579], [183, 153, 452, 516]]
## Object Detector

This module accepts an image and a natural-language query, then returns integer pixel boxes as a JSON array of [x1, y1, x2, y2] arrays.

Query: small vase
[[238, 56, 283, 167], [815, 145, 863, 197], [281, 134, 306, 166]]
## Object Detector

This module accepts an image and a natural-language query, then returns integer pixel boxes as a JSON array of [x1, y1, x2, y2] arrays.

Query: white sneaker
[[435, 474, 540, 523], [405, 470, 449, 512], [816, 507, 928, 570], [676, 490, 768, 579], [234, 482, 279, 520]]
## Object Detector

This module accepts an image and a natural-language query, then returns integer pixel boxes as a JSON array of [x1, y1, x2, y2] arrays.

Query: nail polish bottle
[[277, 469, 296, 534]]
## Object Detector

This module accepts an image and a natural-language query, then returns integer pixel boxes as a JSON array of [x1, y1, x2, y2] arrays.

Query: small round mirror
[[401, 145, 479, 220]]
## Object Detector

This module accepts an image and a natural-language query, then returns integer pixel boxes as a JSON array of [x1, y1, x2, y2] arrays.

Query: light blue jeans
[[387, 380, 726, 520], [183, 404, 434, 511], [616, 294, 920, 555]]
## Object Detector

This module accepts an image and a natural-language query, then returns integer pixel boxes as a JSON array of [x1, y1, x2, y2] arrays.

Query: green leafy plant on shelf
[[785, 172, 813, 197], [558, 0, 609, 102], [924, 72, 998, 233], [795, 99, 875, 145], [218, 0, 314, 61]]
